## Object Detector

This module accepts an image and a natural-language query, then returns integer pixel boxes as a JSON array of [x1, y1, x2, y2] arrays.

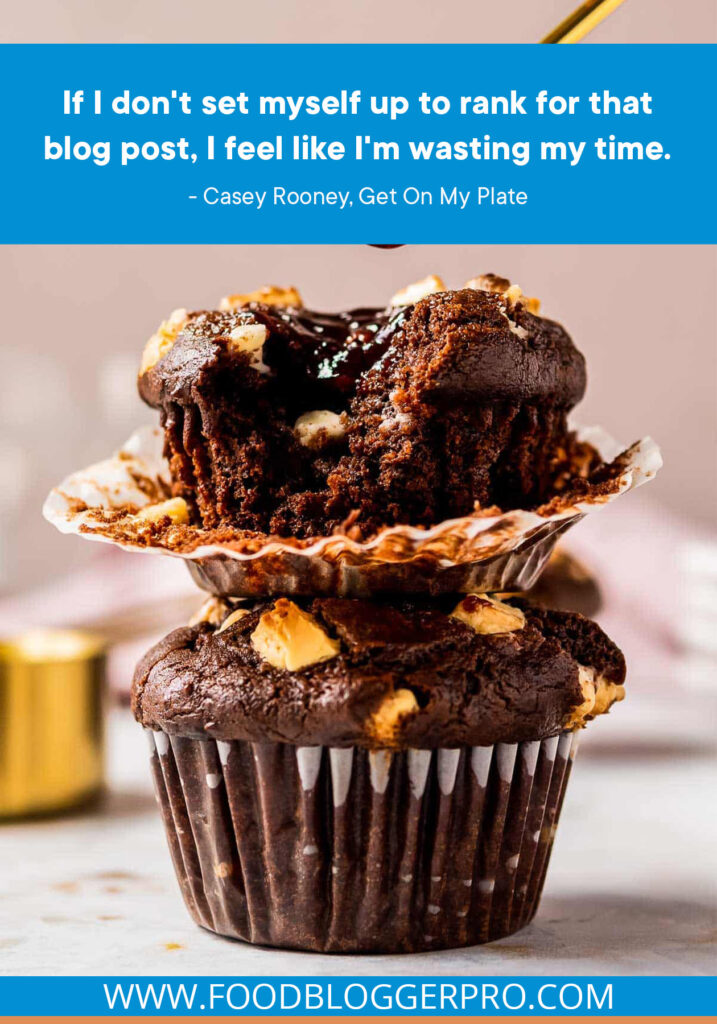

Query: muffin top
[[135, 275, 594, 538], [132, 594, 625, 749], [138, 276, 586, 414]]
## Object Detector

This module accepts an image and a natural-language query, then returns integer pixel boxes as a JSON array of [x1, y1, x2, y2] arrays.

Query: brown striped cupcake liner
[[146, 729, 578, 953]]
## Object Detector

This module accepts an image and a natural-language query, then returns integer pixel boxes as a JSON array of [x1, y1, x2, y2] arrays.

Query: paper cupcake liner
[[145, 729, 578, 953], [44, 424, 661, 598]]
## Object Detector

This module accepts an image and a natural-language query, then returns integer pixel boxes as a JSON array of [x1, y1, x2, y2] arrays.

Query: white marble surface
[[1, 708, 715, 977]]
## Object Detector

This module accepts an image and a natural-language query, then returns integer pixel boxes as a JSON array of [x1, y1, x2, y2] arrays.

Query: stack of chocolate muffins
[[130, 274, 626, 953]]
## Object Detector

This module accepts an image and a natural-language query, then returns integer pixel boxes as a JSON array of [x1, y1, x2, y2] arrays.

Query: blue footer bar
[[0, 976, 714, 1016]]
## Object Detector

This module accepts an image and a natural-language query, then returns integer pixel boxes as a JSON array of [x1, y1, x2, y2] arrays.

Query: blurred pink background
[[5, 0, 717, 44]]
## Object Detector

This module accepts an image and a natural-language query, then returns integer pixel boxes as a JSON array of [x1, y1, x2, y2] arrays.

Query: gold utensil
[[542, 0, 628, 43]]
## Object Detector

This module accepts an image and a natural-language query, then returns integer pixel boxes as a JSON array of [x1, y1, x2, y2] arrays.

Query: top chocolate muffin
[[138, 275, 591, 540]]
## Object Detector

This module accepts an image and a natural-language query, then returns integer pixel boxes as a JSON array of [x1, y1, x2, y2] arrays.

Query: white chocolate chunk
[[139, 308, 189, 374], [504, 284, 525, 306], [227, 321, 269, 372], [390, 275, 445, 307], [369, 689, 419, 743], [189, 597, 232, 627], [216, 608, 250, 634], [228, 322, 267, 355], [593, 677, 626, 716], [451, 594, 526, 634], [251, 599, 340, 671], [464, 273, 512, 294], [464, 274, 541, 314], [564, 664, 625, 729], [135, 497, 189, 525], [570, 665, 598, 726], [507, 318, 529, 339], [294, 410, 346, 448], [219, 285, 302, 311]]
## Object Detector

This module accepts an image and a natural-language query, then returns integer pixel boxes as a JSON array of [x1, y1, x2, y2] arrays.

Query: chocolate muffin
[[137, 276, 593, 540], [133, 593, 625, 952]]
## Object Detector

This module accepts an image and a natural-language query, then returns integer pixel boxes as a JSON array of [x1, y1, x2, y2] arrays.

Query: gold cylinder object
[[0, 630, 106, 818]]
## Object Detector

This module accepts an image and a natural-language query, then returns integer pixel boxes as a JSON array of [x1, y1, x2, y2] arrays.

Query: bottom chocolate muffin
[[133, 594, 625, 953]]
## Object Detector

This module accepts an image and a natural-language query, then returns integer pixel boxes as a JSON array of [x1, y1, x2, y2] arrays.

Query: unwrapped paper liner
[[145, 729, 579, 953], [44, 425, 661, 598]]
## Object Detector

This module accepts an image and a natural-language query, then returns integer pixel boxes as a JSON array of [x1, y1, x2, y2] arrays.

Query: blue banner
[[0, 43, 715, 243], [0, 976, 714, 1016]]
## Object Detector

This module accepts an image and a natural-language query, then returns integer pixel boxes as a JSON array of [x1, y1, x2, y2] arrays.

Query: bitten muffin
[[137, 275, 595, 540], [133, 594, 625, 953]]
